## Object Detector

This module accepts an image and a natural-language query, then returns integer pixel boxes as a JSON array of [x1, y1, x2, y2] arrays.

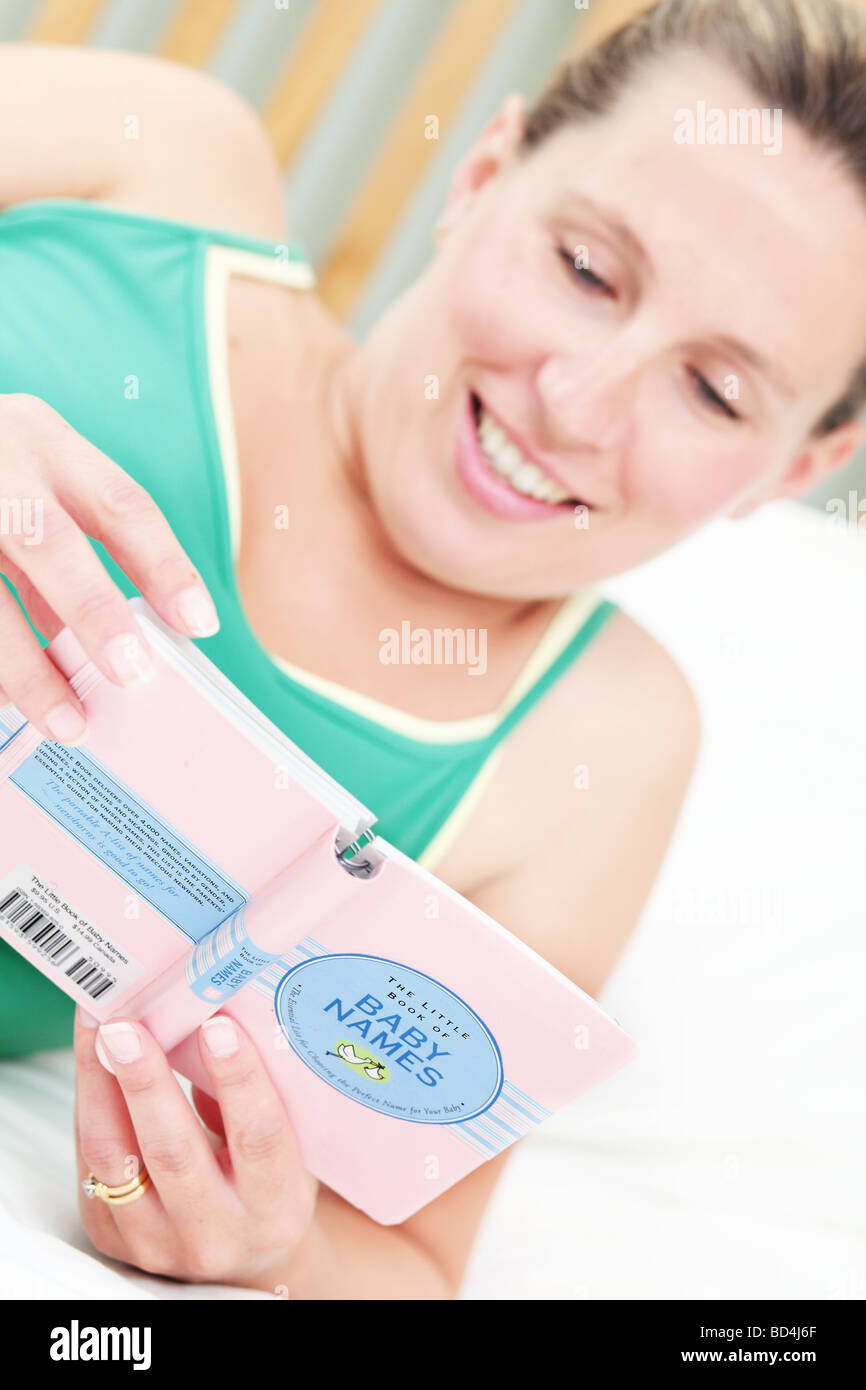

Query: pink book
[[0, 598, 636, 1224]]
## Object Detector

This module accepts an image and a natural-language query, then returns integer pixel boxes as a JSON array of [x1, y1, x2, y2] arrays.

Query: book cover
[[0, 599, 636, 1224]]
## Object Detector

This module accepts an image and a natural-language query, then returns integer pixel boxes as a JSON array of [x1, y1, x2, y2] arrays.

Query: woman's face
[[348, 54, 866, 598]]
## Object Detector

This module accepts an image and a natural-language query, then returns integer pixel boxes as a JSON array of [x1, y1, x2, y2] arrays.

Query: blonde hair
[[520, 0, 866, 434]]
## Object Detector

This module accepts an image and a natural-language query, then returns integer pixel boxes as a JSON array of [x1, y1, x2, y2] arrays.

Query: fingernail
[[103, 633, 154, 687], [44, 701, 87, 745], [175, 587, 219, 638], [98, 1021, 142, 1063], [77, 1007, 99, 1028], [201, 1016, 238, 1058]]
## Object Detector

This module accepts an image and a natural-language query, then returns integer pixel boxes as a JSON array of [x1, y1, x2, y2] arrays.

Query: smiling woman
[[520, 0, 866, 443], [0, 0, 863, 1302], [393, 5, 866, 598]]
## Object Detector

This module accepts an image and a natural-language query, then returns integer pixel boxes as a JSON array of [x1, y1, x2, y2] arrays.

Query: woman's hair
[[520, 0, 866, 435]]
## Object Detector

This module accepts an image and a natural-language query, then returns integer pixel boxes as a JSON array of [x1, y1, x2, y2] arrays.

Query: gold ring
[[82, 1169, 151, 1206]]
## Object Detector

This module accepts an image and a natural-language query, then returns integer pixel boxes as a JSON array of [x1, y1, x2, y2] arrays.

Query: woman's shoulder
[[436, 605, 701, 913], [437, 607, 701, 992], [522, 603, 701, 817], [583, 604, 701, 732], [507, 602, 701, 792], [72, 55, 289, 247]]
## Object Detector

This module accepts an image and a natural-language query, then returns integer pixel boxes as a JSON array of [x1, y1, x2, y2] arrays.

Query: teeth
[[476, 405, 571, 504]]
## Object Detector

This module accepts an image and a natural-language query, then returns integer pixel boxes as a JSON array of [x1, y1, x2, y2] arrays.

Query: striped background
[[0, 0, 863, 504]]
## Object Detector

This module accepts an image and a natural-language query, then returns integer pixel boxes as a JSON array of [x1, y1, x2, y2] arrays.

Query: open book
[[0, 598, 636, 1224]]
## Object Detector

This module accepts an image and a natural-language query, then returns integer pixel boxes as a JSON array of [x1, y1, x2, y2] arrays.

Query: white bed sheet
[[1, 500, 864, 1300]]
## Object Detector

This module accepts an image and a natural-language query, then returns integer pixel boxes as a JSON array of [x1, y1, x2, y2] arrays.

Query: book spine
[[125, 828, 364, 1052]]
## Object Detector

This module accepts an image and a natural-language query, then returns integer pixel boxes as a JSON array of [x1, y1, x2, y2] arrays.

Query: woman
[[0, 0, 864, 1297]]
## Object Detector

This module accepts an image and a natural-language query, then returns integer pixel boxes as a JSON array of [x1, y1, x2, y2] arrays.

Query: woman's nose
[[537, 344, 641, 453]]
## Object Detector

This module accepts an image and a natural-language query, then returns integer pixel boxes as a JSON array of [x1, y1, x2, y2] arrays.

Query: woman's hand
[[0, 392, 219, 744], [73, 1006, 317, 1289]]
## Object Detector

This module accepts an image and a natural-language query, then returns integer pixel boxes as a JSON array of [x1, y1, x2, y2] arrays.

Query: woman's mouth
[[456, 391, 588, 522]]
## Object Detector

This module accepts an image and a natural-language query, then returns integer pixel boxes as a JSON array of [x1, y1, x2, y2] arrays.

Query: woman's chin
[[370, 478, 599, 600], [380, 522, 577, 600]]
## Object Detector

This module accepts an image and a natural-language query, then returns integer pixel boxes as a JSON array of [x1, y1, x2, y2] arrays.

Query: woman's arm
[[0, 43, 285, 237]]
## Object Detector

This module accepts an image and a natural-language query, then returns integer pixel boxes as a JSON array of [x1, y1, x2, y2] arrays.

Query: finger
[[75, 1008, 147, 1188], [1, 553, 64, 640], [197, 1014, 314, 1224], [55, 460, 220, 640], [94, 1017, 229, 1235], [17, 397, 220, 643], [1, 488, 160, 692], [73, 1007, 170, 1262], [0, 580, 87, 743]]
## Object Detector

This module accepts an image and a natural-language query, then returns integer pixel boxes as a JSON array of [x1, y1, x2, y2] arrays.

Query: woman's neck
[[230, 280, 560, 716]]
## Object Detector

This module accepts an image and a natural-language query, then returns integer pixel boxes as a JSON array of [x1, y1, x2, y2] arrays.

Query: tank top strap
[[490, 590, 619, 745]]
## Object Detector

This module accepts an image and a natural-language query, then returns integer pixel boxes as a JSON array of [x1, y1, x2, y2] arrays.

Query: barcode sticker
[[0, 865, 144, 1003]]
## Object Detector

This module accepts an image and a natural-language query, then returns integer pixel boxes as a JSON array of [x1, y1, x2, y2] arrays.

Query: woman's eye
[[687, 366, 741, 421], [557, 247, 616, 298]]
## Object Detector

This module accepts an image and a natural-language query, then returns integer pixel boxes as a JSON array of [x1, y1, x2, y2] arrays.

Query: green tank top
[[0, 198, 618, 1057]]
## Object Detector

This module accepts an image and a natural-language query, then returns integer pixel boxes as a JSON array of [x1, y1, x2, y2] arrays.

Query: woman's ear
[[434, 92, 528, 246], [729, 418, 866, 517], [779, 418, 865, 500]]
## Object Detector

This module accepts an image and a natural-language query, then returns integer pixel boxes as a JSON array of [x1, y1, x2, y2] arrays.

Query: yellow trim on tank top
[[416, 745, 506, 873]]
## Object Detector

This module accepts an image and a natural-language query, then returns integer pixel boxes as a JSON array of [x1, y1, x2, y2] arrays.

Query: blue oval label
[[274, 954, 503, 1123]]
